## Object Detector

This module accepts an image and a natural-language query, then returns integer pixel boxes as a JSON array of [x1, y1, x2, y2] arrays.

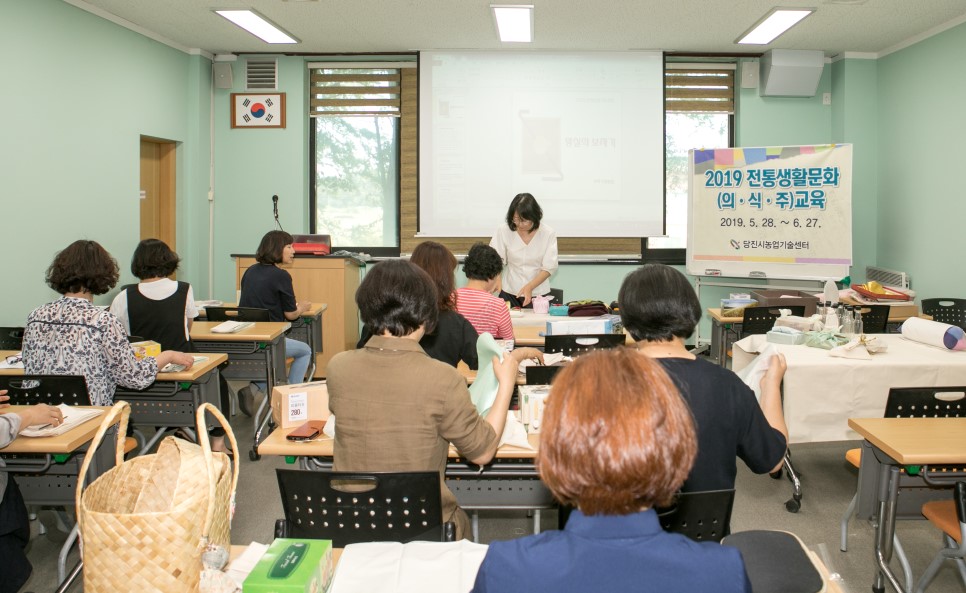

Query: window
[[309, 65, 412, 254], [646, 64, 734, 260]]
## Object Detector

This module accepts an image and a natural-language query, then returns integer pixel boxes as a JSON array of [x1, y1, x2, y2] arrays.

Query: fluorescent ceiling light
[[214, 10, 299, 44], [736, 8, 814, 45], [491, 5, 533, 43]]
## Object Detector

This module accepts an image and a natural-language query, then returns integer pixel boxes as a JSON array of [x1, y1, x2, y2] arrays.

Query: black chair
[[274, 469, 455, 546], [921, 298, 966, 330], [739, 306, 806, 338], [525, 364, 564, 385], [657, 489, 735, 543], [0, 327, 25, 350], [0, 375, 90, 406], [856, 304, 890, 334], [548, 288, 564, 304], [544, 333, 625, 356], [205, 306, 271, 322], [721, 530, 825, 593]]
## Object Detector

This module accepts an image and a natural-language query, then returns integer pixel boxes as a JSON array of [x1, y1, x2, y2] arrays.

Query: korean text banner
[[686, 144, 852, 280]]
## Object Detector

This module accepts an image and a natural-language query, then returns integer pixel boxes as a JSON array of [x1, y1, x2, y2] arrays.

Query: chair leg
[[251, 398, 273, 461], [472, 511, 480, 543], [533, 509, 541, 535], [893, 532, 913, 593], [782, 452, 802, 513], [840, 491, 857, 551], [914, 536, 953, 593]]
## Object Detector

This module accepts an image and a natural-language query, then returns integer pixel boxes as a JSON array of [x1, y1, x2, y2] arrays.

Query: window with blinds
[[308, 67, 401, 116], [665, 67, 735, 113]]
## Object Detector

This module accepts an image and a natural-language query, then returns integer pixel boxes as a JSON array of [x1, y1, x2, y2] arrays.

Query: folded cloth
[[735, 344, 781, 402], [901, 316, 966, 351], [498, 412, 533, 449], [468, 333, 504, 415], [829, 337, 872, 360]]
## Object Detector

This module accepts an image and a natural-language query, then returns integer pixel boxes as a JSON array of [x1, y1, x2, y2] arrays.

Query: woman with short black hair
[[490, 193, 558, 307], [456, 243, 514, 340]]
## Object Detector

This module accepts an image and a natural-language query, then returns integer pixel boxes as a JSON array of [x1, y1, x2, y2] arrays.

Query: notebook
[[211, 320, 254, 334], [19, 405, 104, 438], [160, 355, 209, 374]]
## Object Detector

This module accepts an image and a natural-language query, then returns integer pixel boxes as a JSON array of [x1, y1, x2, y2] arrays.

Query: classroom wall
[[1, 0, 211, 325]]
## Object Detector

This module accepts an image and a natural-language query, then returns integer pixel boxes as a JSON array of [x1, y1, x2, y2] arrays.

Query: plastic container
[[549, 305, 569, 316]]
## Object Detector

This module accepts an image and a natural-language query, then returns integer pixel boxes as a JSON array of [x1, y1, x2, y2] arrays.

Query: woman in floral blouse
[[22, 240, 194, 406]]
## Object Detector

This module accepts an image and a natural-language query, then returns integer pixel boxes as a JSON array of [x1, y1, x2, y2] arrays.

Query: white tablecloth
[[733, 334, 966, 443]]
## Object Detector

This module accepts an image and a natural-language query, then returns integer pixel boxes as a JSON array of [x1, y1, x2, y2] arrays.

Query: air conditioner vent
[[866, 265, 910, 289], [247, 60, 277, 90]]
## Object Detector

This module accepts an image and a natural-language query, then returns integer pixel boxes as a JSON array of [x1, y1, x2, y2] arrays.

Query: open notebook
[[211, 320, 254, 334], [18, 405, 104, 438]]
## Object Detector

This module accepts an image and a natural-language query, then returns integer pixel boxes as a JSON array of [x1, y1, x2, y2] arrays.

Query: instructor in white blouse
[[490, 193, 559, 307]]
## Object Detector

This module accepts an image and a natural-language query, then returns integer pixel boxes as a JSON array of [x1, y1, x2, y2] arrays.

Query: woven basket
[[76, 402, 239, 593]]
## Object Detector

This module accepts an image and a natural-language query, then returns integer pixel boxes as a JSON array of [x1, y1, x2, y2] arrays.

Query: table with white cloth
[[732, 333, 966, 444]]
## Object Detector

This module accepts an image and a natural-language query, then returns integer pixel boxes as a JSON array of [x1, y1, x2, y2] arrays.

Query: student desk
[[2, 406, 115, 584], [848, 417, 966, 593], [707, 305, 920, 368], [197, 303, 328, 379], [510, 310, 630, 347], [257, 427, 553, 540]]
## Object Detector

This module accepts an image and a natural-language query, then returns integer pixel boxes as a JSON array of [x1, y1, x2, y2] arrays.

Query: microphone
[[272, 195, 283, 230]]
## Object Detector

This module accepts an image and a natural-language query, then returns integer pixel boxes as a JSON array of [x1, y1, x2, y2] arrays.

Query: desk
[[257, 427, 552, 540], [707, 305, 920, 368], [848, 417, 966, 593], [732, 334, 966, 443]]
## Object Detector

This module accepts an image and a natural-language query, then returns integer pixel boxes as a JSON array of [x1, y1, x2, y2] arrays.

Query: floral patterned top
[[22, 297, 157, 406]]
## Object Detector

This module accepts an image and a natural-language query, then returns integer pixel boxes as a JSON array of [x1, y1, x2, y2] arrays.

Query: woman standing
[[489, 193, 558, 307]]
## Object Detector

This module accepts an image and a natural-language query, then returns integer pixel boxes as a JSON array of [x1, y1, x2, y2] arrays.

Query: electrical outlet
[[823, 93, 832, 105]]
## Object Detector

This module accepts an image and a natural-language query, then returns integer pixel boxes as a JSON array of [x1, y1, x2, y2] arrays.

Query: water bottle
[[841, 305, 854, 337], [854, 307, 864, 336]]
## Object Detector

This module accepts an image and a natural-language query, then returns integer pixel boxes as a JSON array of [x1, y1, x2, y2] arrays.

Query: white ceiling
[[70, 0, 966, 58]]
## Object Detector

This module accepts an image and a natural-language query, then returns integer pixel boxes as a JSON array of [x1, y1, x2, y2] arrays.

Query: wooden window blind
[[309, 68, 401, 116], [665, 67, 735, 113]]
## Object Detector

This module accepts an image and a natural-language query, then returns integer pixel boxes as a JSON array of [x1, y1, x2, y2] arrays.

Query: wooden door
[[139, 137, 177, 248]]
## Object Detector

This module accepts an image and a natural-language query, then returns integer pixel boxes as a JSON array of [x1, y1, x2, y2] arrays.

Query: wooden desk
[[2, 406, 108, 454], [848, 417, 966, 593]]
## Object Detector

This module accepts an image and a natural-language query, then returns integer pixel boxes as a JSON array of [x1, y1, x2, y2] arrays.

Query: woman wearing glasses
[[489, 193, 558, 308]]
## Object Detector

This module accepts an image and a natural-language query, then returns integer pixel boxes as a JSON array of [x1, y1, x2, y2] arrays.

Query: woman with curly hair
[[456, 243, 514, 340], [22, 240, 193, 406]]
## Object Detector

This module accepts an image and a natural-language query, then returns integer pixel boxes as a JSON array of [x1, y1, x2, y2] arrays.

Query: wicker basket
[[76, 402, 239, 593]]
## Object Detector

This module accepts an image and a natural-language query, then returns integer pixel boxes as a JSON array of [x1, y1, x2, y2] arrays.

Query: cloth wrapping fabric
[[901, 316, 966, 351], [468, 333, 532, 449], [803, 330, 849, 350]]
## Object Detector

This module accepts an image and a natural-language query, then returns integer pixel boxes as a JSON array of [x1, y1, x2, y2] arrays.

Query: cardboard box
[[545, 317, 614, 336], [244, 538, 334, 593], [750, 290, 820, 317], [130, 340, 161, 359], [271, 381, 330, 428]]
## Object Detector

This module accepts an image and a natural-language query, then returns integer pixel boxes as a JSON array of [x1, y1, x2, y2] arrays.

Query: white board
[[686, 144, 852, 281]]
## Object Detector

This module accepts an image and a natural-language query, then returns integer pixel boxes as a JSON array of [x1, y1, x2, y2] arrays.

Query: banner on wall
[[686, 144, 853, 280]]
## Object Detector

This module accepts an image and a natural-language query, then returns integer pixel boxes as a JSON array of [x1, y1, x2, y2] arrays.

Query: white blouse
[[489, 223, 559, 296]]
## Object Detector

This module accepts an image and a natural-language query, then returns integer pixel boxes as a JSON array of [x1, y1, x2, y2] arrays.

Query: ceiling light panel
[[214, 10, 299, 44], [736, 8, 814, 45], [491, 5, 533, 43]]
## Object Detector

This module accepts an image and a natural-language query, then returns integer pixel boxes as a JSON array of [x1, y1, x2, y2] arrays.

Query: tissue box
[[766, 330, 806, 345], [244, 538, 334, 593], [518, 385, 550, 433], [130, 340, 161, 359], [546, 318, 614, 336], [750, 290, 819, 317], [271, 381, 330, 428]]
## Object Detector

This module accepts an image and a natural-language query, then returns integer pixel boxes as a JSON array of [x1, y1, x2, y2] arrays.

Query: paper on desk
[[331, 541, 488, 593], [160, 355, 209, 373], [517, 351, 566, 374], [498, 411, 532, 450], [19, 405, 103, 437], [226, 541, 269, 587], [0, 352, 23, 369]]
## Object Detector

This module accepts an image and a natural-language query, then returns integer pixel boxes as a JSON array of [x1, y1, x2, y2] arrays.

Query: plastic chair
[[857, 305, 890, 334], [0, 326, 24, 350], [739, 306, 806, 338], [205, 306, 271, 322], [921, 298, 966, 330], [657, 489, 734, 543], [0, 375, 90, 406], [916, 481, 966, 593], [840, 387, 966, 591], [274, 469, 456, 546]]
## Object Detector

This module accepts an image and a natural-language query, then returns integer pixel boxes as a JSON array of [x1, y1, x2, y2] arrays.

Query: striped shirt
[[455, 287, 514, 339]]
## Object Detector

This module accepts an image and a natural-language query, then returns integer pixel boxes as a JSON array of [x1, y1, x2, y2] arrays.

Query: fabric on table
[[901, 317, 966, 351]]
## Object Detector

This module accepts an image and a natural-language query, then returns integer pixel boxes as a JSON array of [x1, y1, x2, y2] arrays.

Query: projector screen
[[419, 51, 665, 238]]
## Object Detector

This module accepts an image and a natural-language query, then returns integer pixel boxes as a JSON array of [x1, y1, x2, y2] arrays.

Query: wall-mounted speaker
[[213, 62, 233, 89], [759, 50, 824, 97]]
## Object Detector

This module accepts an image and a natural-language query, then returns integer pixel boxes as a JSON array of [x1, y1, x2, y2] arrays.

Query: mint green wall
[[1, 0, 211, 326], [877, 23, 966, 299]]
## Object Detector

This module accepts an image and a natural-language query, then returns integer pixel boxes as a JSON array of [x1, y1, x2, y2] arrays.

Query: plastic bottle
[[841, 306, 854, 337], [833, 303, 844, 330], [824, 279, 839, 304]]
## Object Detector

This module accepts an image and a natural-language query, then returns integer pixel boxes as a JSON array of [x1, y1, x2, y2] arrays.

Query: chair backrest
[[205, 306, 271, 322], [276, 469, 444, 547], [921, 298, 966, 330], [0, 375, 91, 406], [0, 327, 24, 350], [856, 305, 890, 334], [740, 306, 806, 336], [657, 489, 735, 543], [544, 333, 625, 356], [884, 387, 966, 418], [525, 364, 564, 385]]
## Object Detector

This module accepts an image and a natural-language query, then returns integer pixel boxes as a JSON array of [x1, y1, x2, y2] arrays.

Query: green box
[[243, 538, 334, 593]]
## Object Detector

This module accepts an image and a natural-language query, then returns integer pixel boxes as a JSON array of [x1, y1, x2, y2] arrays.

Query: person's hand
[[492, 354, 520, 387], [511, 348, 544, 365], [517, 286, 534, 307], [0, 390, 9, 410], [18, 403, 64, 429], [164, 351, 195, 370], [299, 301, 312, 314], [760, 352, 787, 391]]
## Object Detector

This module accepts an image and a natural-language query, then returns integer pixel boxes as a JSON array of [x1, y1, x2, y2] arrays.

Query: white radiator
[[866, 265, 910, 289]]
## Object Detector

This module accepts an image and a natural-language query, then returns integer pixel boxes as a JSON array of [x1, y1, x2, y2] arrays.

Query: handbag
[[566, 300, 610, 317], [76, 402, 239, 593]]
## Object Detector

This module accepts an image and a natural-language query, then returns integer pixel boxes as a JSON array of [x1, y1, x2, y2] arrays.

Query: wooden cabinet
[[234, 255, 362, 377]]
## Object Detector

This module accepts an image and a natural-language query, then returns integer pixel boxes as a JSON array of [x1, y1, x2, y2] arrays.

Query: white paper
[[226, 542, 269, 587], [19, 405, 104, 438], [287, 391, 309, 423], [331, 541, 488, 593]]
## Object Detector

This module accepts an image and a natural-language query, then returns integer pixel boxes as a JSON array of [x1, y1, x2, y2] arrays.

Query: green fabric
[[803, 330, 849, 350], [468, 333, 504, 415]]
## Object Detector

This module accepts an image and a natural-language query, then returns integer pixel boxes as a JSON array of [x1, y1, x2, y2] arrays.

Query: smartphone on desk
[[286, 420, 325, 441]]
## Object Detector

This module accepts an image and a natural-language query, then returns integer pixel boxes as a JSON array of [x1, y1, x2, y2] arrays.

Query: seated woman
[[110, 238, 198, 352], [238, 230, 313, 414], [0, 390, 63, 593], [327, 259, 519, 540], [471, 349, 751, 593], [456, 243, 514, 340], [618, 264, 788, 492], [22, 240, 193, 406]]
